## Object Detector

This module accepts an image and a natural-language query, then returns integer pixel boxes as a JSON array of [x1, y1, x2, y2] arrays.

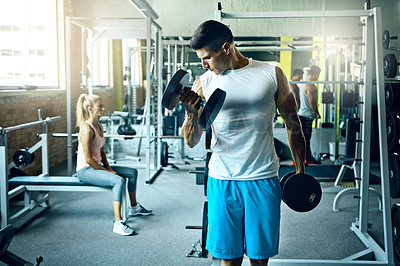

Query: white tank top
[[200, 58, 279, 180], [297, 84, 317, 119]]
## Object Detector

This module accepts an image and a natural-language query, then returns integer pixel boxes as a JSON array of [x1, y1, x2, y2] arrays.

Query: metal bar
[[40, 133, 49, 176], [2, 116, 61, 134], [373, 7, 394, 264], [237, 46, 321, 52], [145, 17, 152, 182], [221, 10, 370, 19], [87, 29, 94, 95], [289, 81, 361, 85], [8, 186, 25, 200], [157, 25, 163, 170], [174, 44, 178, 73], [167, 44, 171, 83], [145, 168, 163, 184], [0, 145, 9, 229], [66, 16, 73, 176], [268, 259, 386, 265], [161, 39, 363, 46], [24, 185, 112, 192], [351, 223, 386, 261], [52, 133, 183, 139], [358, 14, 373, 237]]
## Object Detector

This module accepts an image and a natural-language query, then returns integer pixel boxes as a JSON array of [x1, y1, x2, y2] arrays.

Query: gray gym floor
[[2, 158, 384, 266]]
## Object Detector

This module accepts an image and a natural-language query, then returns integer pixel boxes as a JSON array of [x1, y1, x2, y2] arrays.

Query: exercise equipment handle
[[1, 116, 62, 134]]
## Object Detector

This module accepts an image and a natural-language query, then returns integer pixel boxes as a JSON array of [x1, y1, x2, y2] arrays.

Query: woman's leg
[[111, 166, 138, 207], [76, 167, 135, 235], [77, 167, 126, 220], [111, 165, 152, 216]]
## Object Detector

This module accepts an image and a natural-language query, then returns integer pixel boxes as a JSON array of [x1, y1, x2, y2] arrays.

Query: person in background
[[297, 65, 321, 165], [75, 94, 152, 236], [181, 20, 305, 266], [290, 68, 304, 109]]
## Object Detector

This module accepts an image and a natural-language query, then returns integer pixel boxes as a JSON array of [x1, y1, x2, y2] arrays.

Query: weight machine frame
[[0, 116, 61, 229], [65, 15, 164, 184], [216, 7, 393, 265]]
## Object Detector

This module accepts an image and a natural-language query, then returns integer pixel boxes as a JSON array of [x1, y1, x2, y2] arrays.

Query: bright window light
[[0, 0, 57, 88]]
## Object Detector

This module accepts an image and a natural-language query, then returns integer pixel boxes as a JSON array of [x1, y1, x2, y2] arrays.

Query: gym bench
[[1, 113, 127, 229], [7, 175, 128, 229]]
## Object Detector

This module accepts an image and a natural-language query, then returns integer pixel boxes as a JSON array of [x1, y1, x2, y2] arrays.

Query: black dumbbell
[[280, 172, 322, 212], [383, 30, 398, 50], [162, 69, 226, 129]]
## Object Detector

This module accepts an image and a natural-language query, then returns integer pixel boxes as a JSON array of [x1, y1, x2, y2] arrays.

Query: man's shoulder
[[251, 59, 275, 70], [305, 83, 317, 91]]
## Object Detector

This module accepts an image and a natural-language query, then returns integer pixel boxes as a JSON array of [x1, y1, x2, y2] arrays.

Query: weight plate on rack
[[392, 204, 400, 262], [389, 153, 400, 198]]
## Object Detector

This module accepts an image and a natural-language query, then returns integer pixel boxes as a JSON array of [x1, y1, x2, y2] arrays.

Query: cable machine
[[216, 5, 392, 265]]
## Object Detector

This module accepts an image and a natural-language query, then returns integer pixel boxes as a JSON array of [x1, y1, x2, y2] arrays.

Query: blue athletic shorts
[[206, 176, 282, 260]]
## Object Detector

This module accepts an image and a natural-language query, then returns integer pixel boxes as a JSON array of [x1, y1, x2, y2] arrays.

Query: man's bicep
[[277, 91, 298, 122]]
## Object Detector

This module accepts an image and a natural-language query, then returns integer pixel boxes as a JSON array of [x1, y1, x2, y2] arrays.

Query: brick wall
[[0, 89, 115, 176]]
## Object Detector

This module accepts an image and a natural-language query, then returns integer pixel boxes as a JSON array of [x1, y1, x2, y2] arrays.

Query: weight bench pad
[[9, 176, 92, 186]]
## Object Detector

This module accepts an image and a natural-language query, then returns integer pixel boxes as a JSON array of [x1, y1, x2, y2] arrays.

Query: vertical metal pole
[[181, 44, 185, 69], [87, 29, 94, 95], [373, 7, 394, 264], [358, 14, 373, 235], [66, 16, 73, 176], [335, 45, 341, 159], [157, 27, 163, 169], [167, 44, 171, 83], [145, 17, 152, 181], [174, 44, 178, 73], [41, 124, 49, 176], [214, 2, 222, 21], [0, 135, 9, 229]]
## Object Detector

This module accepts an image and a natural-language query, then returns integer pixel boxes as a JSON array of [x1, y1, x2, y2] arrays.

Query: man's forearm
[[286, 123, 306, 173], [181, 111, 203, 148]]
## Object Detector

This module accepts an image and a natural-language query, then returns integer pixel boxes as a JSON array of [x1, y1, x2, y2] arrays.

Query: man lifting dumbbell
[[179, 20, 307, 266]]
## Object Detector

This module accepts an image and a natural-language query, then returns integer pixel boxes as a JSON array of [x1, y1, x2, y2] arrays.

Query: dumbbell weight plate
[[162, 69, 190, 110], [280, 171, 296, 189], [199, 88, 226, 129], [201, 201, 208, 258], [12, 148, 35, 167], [389, 153, 400, 198], [386, 83, 394, 110], [387, 112, 400, 151], [161, 142, 168, 167], [282, 173, 322, 212], [0, 225, 17, 256], [205, 127, 212, 150], [204, 152, 212, 196], [392, 204, 400, 262], [383, 30, 391, 50], [384, 54, 398, 78]]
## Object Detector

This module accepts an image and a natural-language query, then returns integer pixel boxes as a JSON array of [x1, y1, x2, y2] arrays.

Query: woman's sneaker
[[129, 203, 153, 216], [113, 220, 135, 236]]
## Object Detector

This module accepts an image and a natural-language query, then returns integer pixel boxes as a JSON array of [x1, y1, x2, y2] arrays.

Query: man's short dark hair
[[190, 20, 234, 52], [310, 65, 321, 76], [292, 68, 304, 77]]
